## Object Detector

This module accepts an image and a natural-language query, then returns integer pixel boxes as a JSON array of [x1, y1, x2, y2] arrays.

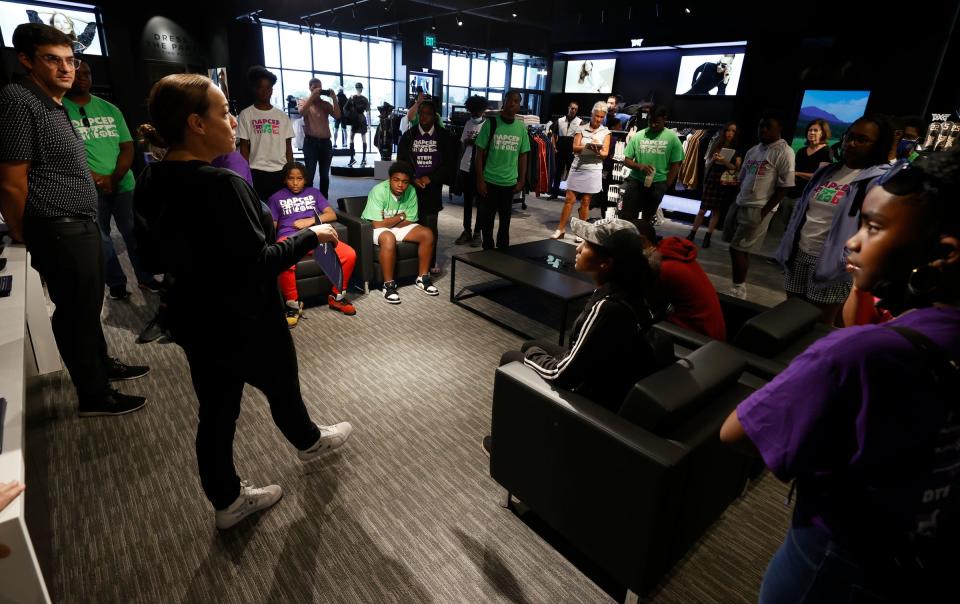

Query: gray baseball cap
[[569, 217, 640, 250]]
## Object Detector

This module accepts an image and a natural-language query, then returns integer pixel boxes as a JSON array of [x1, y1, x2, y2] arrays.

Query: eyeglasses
[[78, 106, 90, 128], [37, 54, 81, 70]]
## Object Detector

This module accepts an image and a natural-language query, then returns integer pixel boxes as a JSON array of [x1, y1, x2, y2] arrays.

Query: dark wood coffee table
[[450, 240, 596, 345]]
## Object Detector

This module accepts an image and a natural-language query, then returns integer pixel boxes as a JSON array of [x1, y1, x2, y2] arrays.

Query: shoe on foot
[[382, 281, 401, 304], [481, 435, 492, 457], [550, 229, 565, 240], [416, 274, 439, 296], [702, 232, 712, 248], [470, 232, 483, 247], [215, 481, 282, 530], [727, 283, 748, 300], [454, 230, 472, 245], [108, 285, 130, 300], [347, 159, 357, 167], [137, 317, 165, 344], [286, 301, 304, 327], [574, 236, 583, 243], [107, 357, 150, 381], [78, 388, 146, 417], [328, 294, 357, 316], [298, 422, 353, 462], [138, 278, 163, 294], [685, 230, 696, 243]]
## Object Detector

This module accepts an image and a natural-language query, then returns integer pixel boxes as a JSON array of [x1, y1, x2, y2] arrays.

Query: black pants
[[416, 181, 443, 267], [179, 317, 321, 510], [251, 169, 285, 202], [500, 339, 566, 366], [302, 136, 333, 199], [24, 218, 109, 402], [620, 179, 668, 221], [551, 148, 574, 196], [459, 170, 478, 232], [478, 182, 515, 250]]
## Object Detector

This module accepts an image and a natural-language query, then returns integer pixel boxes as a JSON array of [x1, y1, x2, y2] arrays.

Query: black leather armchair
[[293, 221, 349, 302], [489, 341, 756, 599], [654, 295, 831, 380], [336, 196, 421, 292]]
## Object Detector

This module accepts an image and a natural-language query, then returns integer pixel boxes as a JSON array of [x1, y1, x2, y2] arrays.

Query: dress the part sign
[[140, 16, 203, 63]]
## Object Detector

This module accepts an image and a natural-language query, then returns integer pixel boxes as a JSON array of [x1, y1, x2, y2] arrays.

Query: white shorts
[[373, 223, 419, 244]]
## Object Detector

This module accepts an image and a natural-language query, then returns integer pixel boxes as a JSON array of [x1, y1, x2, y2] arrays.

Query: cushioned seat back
[[338, 196, 368, 217], [618, 341, 746, 436], [733, 298, 821, 357]]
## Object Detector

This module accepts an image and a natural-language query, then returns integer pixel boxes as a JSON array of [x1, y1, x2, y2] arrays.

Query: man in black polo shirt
[[0, 23, 148, 416]]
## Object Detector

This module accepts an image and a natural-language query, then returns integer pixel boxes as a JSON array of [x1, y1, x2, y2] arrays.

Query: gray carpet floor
[[24, 170, 793, 603]]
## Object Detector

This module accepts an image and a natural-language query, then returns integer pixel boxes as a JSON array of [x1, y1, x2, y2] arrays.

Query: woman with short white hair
[[551, 101, 611, 241]]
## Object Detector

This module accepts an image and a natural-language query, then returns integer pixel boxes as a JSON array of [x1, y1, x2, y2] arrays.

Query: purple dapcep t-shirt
[[211, 151, 254, 187], [266, 186, 330, 239], [411, 127, 439, 177], [736, 306, 960, 546]]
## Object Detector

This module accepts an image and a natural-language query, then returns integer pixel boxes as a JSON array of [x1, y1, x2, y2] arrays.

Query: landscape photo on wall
[[792, 89, 871, 152]]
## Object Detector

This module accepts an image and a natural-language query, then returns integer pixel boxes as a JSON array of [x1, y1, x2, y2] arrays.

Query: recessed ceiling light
[[512, 12, 517, 18], [684, 8, 691, 13], [456, 15, 463, 26]]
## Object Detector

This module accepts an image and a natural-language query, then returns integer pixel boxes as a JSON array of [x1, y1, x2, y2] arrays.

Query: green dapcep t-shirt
[[475, 116, 531, 187], [624, 127, 685, 183], [361, 179, 420, 223], [63, 95, 135, 193]]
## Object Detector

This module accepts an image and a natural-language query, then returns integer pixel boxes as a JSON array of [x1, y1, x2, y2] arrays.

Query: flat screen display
[[564, 58, 616, 94], [676, 52, 745, 96], [792, 89, 871, 152], [0, 1, 103, 55]]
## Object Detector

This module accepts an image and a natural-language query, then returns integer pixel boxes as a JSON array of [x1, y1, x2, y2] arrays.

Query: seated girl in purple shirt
[[267, 162, 357, 325], [721, 148, 960, 602]]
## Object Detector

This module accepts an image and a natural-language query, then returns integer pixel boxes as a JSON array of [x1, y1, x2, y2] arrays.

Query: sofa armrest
[[490, 361, 689, 592], [334, 209, 373, 286], [652, 321, 784, 381]]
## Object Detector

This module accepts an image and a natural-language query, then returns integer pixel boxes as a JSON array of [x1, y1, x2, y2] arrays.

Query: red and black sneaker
[[328, 294, 357, 316]]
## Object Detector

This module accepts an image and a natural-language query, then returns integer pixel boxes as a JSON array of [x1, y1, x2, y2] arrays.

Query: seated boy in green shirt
[[361, 161, 439, 303]]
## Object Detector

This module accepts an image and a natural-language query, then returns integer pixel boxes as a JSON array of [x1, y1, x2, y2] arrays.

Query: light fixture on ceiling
[[684, 7, 691, 13], [456, 13, 463, 26], [430, 18, 437, 31], [352, 3, 358, 19], [511, 12, 517, 18]]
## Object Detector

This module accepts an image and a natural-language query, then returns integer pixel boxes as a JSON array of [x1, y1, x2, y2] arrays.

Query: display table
[[0, 241, 58, 604]]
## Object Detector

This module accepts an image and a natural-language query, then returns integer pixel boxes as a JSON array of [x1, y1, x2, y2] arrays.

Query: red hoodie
[[652, 237, 726, 340]]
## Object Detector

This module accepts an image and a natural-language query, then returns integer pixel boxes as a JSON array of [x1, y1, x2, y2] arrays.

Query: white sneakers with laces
[[215, 481, 283, 530], [298, 422, 353, 462]]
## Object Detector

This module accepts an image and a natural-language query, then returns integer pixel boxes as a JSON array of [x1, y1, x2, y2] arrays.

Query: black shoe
[[347, 159, 357, 167], [138, 278, 163, 294], [108, 285, 130, 300], [137, 317, 165, 344], [454, 230, 472, 245], [685, 230, 696, 243], [78, 388, 146, 417], [106, 357, 151, 381], [702, 232, 712, 248], [481, 435, 492, 457]]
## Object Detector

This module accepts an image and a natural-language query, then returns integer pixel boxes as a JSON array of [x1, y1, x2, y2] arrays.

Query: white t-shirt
[[459, 117, 485, 172], [799, 165, 862, 255], [236, 105, 294, 172], [556, 115, 582, 137], [570, 124, 610, 171], [736, 139, 796, 209]]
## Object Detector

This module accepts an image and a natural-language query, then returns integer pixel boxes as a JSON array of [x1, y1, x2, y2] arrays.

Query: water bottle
[[644, 170, 654, 188]]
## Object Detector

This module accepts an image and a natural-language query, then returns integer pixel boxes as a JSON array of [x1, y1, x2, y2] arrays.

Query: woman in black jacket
[[396, 99, 458, 272], [483, 218, 669, 453], [135, 74, 352, 530]]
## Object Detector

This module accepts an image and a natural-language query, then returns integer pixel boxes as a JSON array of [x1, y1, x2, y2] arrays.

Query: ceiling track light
[[352, 3, 358, 19], [456, 13, 463, 26], [684, 7, 691, 14]]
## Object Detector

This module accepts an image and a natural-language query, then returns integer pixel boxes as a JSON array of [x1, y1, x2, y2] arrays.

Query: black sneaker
[[454, 230, 472, 245], [347, 159, 357, 167], [106, 357, 150, 381], [137, 316, 165, 344], [108, 285, 130, 300], [138, 278, 163, 294], [382, 281, 400, 304], [702, 232, 712, 248], [470, 232, 482, 247], [481, 435, 492, 457], [416, 274, 439, 296], [78, 388, 146, 417]]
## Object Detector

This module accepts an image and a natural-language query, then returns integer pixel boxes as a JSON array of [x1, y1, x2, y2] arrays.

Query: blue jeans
[[97, 190, 151, 288], [302, 136, 333, 199]]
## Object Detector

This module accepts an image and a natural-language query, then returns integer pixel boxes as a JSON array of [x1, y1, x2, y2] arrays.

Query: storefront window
[[281, 70, 311, 106], [446, 86, 468, 117], [369, 40, 393, 79], [312, 34, 340, 73], [489, 58, 506, 88], [341, 37, 368, 77], [431, 51, 447, 73], [262, 26, 280, 69], [368, 78, 394, 125], [278, 28, 311, 71], [448, 55, 469, 87], [510, 64, 525, 90], [470, 57, 488, 88]]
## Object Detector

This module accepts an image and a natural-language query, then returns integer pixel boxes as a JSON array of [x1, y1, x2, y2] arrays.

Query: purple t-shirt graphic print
[[411, 128, 439, 177], [267, 186, 330, 239]]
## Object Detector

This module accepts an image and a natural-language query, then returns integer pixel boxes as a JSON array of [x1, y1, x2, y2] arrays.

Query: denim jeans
[[97, 190, 152, 288], [302, 136, 333, 199]]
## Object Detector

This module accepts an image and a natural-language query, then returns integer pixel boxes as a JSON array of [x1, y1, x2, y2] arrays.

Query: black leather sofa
[[489, 341, 756, 598], [335, 196, 421, 292], [654, 295, 832, 380], [292, 221, 350, 302]]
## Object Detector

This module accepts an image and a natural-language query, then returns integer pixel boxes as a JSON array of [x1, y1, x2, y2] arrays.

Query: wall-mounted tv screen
[[0, 1, 103, 55], [792, 89, 871, 152], [564, 58, 616, 94], [676, 52, 745, 96]]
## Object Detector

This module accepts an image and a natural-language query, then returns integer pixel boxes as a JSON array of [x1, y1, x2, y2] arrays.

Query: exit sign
[[423, 33, 437, 48]]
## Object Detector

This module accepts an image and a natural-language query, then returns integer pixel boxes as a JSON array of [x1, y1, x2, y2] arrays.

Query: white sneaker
[[298, 422, 353, 462], [215, 481, 282, 530], [574, 236, 583, 243], [727, 283, 748, 300], [550, 229, 565, 240]]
